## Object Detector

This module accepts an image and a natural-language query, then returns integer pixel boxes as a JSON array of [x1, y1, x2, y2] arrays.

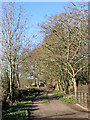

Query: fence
[[76, 92, 89, 109]]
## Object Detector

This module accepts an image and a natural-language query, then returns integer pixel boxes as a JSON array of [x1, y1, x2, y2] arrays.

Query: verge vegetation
[[59, 97, 76, 104], [2, 88, 41, 120]]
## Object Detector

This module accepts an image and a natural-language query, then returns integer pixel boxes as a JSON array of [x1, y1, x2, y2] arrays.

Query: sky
[[17, 2, 67, 45], [0, 2, 67, 55], [1, 2, 88, 48], [0, 0, 89, 2], [23, 2, 66, 25]]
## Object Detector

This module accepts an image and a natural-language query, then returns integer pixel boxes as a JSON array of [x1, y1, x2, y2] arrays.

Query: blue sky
[[23, 2, 66, 25], [19, 2, 67, 45], [1, 0, 89, 2]]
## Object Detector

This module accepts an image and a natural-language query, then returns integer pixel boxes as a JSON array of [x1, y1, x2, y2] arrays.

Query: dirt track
[[30, 93, 89, 120]]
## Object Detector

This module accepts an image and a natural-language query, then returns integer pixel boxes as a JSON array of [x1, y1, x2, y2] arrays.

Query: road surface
[[30, 93, 89, 120]]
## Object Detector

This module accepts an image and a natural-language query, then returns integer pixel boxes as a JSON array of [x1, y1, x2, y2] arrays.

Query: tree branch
[[74, 66, 86, 77]]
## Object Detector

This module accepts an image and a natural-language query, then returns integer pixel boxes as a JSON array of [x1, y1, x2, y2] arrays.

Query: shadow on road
[[30, 92, 89, 120], [30, 117, 89, 120]]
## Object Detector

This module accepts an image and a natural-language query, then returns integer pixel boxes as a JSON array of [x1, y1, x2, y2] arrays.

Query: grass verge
[[2, 101, 32, 120], [53, 90, 64, 96], [41, 93, 49, 103], [41, 93, 47, 99], [2, 88, 40, 120], [59, 97, 76, 104], [42, 99, 49, 103]]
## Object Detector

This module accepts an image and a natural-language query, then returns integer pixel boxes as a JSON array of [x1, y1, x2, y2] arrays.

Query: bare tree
[[1, 2, 29, 101], [39, 2, 88, 96]]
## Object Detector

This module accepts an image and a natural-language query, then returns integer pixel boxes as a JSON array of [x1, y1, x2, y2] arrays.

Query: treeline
[[28, 3, 88, 96], [28, 3, 88, 97], [0, 2, 88, 104]]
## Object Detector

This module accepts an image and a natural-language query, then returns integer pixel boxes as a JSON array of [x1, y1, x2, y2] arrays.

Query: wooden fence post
[[76, 91, 89, 109], [76, 92, 78, 103], [80, 92, 81, 104], [83, 92, 84, 105], [87, 92, 88, 109]]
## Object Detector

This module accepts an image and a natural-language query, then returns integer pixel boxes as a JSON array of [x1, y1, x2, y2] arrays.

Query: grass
[[2, 101, 32, 120], [41, 93, 47, 99], [2, 88, 40, 120], [59, 97, 76, 104], [42, 99, 49, 103], [53, 90, 64, 96], [41, 93, 49, 103]]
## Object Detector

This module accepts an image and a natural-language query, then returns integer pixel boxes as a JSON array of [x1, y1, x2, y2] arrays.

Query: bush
[[14, 88, 40, 101]]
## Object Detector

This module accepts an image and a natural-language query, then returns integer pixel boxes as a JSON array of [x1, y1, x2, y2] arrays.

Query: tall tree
[[39, 2, 88, 96], [1, 2, 28, 101]]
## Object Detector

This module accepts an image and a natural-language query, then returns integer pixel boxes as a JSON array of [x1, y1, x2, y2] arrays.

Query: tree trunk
[[16, 65, 20, 88], [17, 74, 20, 88], [13, 62, 15, 87], [56, 79, 60, 90], [34, 78, 37, 87], [12, 61, 15, 102], [60, 84, 63, 91], [37, 79, 39, 88], [9, 62, 12, 94], [59, 79, 63, 91], [72, 77, 77, 98], [33, 64, 37, 87], [65, 84, 69, 94], [65, 69, 69, 94], [65, 78, 69, 94]]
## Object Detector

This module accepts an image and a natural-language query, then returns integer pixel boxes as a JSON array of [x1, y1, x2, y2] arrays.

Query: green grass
[[41, 93, 47, 99], [41, 93, 49, 103], [2, 88, 40, 120], [53, 90, 64, 96], [2, 101, 32, 120], [42, 99, 49, 103], [59, 97, 76, 104]]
